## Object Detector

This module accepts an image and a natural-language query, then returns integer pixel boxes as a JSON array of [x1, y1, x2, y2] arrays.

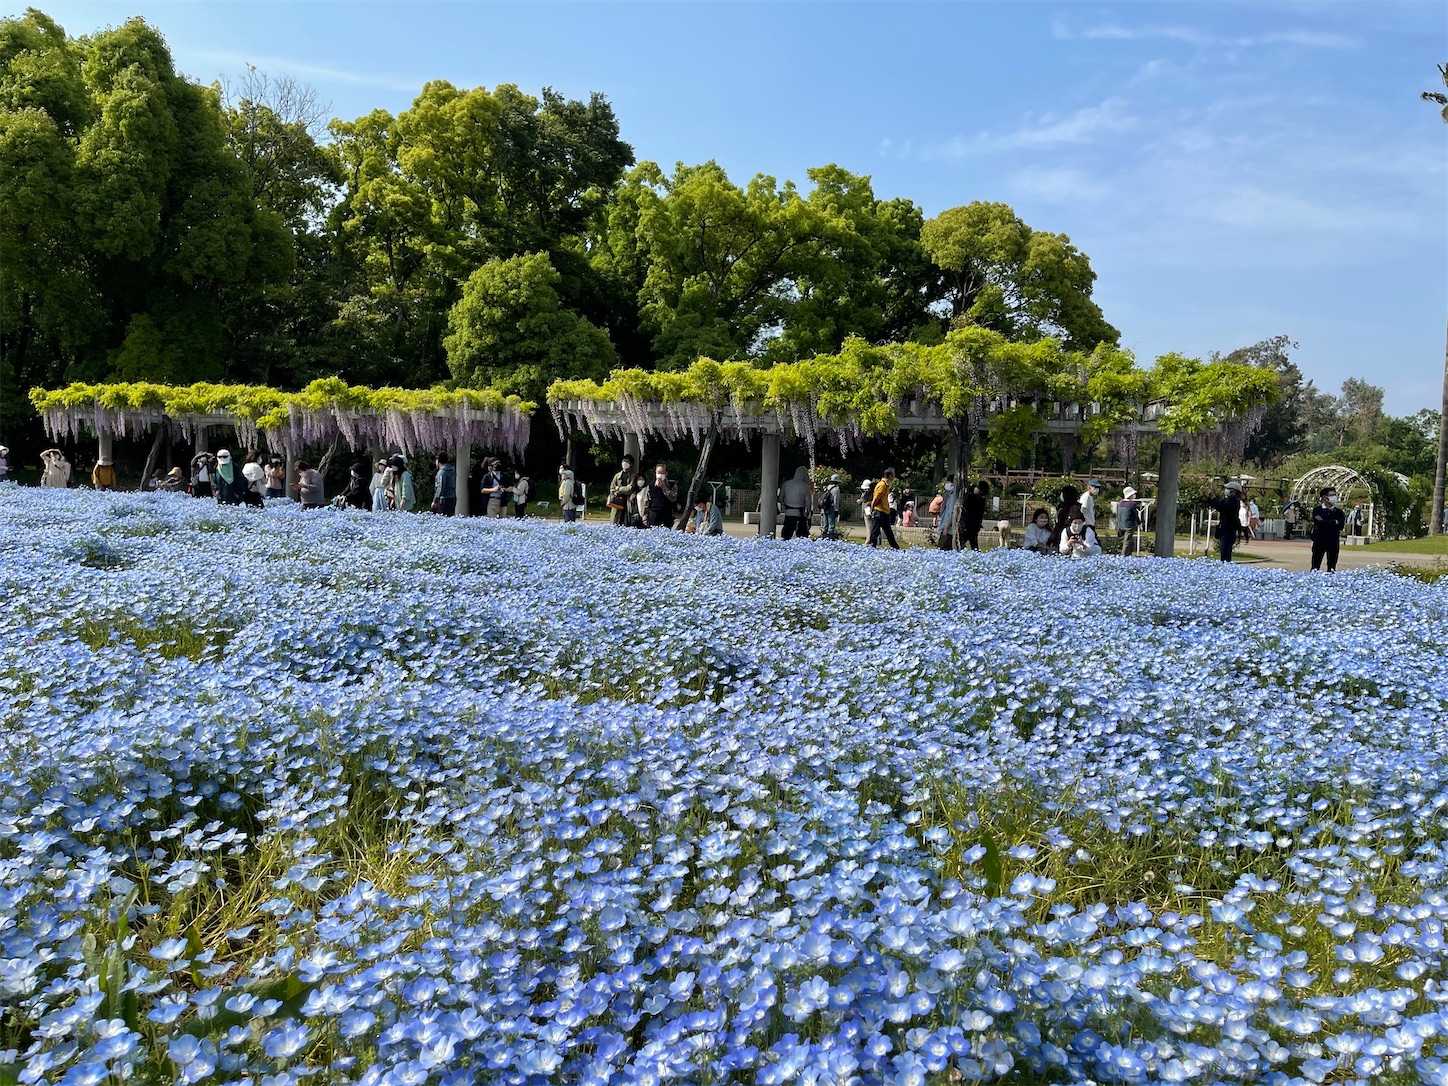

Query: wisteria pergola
[[548, 332, 1276, 554], [30, 379, 535, 515]]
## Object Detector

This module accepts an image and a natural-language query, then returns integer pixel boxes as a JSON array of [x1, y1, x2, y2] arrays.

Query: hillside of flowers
[[2, 488, 1447, 1086]]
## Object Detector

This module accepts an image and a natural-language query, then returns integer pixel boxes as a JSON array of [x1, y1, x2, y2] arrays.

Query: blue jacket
[[435, 463, 457, 500]]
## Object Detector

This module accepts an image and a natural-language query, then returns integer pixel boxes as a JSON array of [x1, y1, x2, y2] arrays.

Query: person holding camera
[[1059, 513, 1102, 557], [263, 457, 286, 500], [1205, 480, 1244, 562]]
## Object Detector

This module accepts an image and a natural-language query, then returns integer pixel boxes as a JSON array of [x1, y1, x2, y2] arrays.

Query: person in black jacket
[[1310, 486, 1346, 573], [1206, 480, 1244, 562], [959, 480, 990, 551]]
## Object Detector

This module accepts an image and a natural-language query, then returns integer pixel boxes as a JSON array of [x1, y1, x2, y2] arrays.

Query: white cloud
[[191, 50, 423, 94], [1053, 19, 1359, 50], [921, 99, 1137, 159], [1008, 167, 1109, 204]]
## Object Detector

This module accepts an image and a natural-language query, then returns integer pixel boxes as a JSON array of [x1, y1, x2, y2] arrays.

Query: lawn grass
[[1361, 534, 1448, 554]]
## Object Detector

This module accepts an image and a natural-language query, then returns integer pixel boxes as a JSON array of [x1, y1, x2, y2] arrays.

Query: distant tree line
[[0, 9, 1433, 498]]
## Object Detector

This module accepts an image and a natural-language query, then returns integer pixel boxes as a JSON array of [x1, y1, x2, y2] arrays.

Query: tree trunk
[[1432, 318, 1447, 536], [947, 420, 971, 549], [138, 420, 168, 491], [316, 436, 341, 479], [675, 420, 719, 530]]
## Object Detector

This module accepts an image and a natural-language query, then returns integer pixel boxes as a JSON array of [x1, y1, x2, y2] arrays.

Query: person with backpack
[[819, 474, 842, 540], [91, 456, 118, 491], [1115, 486, 1141, 556], [1059, 512, 1102, 557]]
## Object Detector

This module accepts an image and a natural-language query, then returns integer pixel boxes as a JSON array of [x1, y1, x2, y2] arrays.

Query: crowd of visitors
[[2, 445, 1358, 569]]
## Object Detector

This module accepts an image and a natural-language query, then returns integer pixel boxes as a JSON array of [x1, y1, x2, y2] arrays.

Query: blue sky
[[15, 1, 1448, 415]]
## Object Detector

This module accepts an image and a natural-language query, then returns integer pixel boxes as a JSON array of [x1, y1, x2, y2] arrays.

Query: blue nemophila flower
[[4, 489, 1448, 1083]]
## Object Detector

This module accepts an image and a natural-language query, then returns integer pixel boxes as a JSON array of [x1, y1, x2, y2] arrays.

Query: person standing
[[370, 459, 389, 512], [264, 457, 286, 500], [1206, 480, 1244, 562], [1080, 479, 1102, 529], [779, 466, 813, 540], [959, 480, 989, 551], [481, 459, 506, 518], [936, 476, 957, 550], [189, 453, 213, 498], [868, 469, 900, 549], [608, 454, 637, 526], [214, 450, 248, 505], [1115, 486, 1141, 556], [558, 465, 578, 522], [389, 455, 416, 512], [91, 455, 117, 491], [819, 474, 842, 540], [513, 472, 530, 517], [293, 460, 325, 509], [432, 453, 457, 516], [1248, 497, 1262, 540], [647, 464, 677, 528], [1310, 486, 1346, 573], [631, 472, 649, 528], [0, 445, 9, 481]]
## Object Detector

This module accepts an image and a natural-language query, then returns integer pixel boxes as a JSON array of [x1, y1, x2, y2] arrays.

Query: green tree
[[1216, 335, 1307, 465], [920, 201, 1119, 350], [444, 251, 615, 401], [626, 160, 823, 368]]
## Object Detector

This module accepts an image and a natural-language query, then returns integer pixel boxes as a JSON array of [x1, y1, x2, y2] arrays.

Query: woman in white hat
[[1115, 486, 1142, 555], [214, 449, 246, 505], [91, 455, 118, 491], [40, 449, 71, 488]]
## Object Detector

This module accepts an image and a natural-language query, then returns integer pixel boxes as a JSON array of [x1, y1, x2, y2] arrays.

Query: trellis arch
[[1289, 465, 1384, 538]]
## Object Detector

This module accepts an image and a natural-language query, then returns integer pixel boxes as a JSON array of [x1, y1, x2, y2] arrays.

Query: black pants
[[1218, 526, 1235, 562], [962, 524, 982, 551], [514, 503, 527, 518], [781, 512, 808, 540], [1311, 538, 1339, 572], [435, 496, 456, 516], [868, 511, 899, 549]]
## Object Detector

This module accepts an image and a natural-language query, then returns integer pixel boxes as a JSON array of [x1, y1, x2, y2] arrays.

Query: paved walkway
[[716, 520, 1441, 574]]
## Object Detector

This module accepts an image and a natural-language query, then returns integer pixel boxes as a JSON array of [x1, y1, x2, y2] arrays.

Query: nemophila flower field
[[2, 489, 1447, 1086]]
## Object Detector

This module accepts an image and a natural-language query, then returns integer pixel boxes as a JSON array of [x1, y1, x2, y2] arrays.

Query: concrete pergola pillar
[[97, 431, 113, 466], [194, 427, 208, 458], [455, 439, 471, 517], [623, 432, 641, 466], [1153, 439, 1182, 558], [759, 433, 781, 538]]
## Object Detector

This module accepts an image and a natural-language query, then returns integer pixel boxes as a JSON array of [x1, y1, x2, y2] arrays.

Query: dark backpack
[[820, 488, 836, 513]]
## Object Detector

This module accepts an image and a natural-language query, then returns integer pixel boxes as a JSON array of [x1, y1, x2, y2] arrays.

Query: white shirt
[[1060, 526, 1102, 557]]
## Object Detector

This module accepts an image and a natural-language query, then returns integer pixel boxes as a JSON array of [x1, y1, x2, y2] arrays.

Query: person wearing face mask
[[1024, 507, 1054, 554], [1310, 486, 1346, 573], [631, 472, 650, 528], [936, 476, 957, 550], [1059, 513, 1102, 557], [608, 454, 636, 526], [647, 464, 678, 528], [1205, 480, 1244, 562]]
